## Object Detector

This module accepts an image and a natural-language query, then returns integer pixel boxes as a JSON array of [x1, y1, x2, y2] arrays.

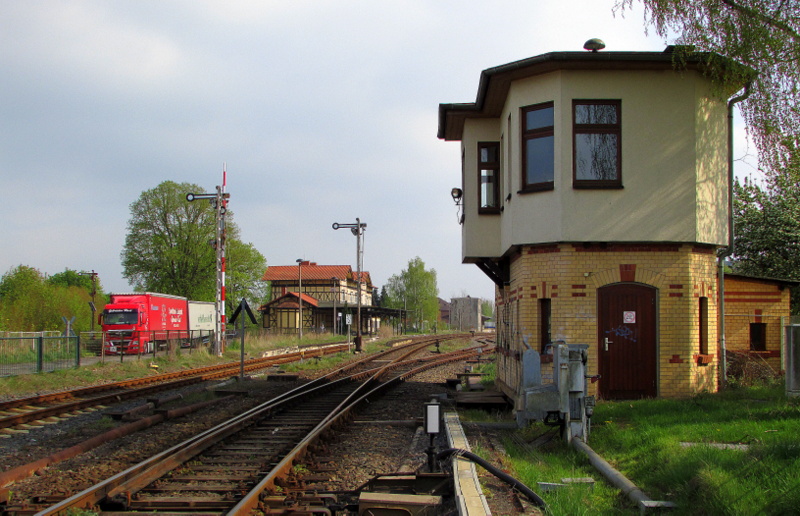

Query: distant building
[[438, 298, 451, 326], [723, 274, 796, 373], [260, 261, 378, 335], [259, 261, 406, 336], [450, 297, 481, 332]]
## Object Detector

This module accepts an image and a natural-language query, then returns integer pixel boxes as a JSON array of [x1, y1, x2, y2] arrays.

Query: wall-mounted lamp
[[451, 188, 464, 225], [451, 187, 463, 205]]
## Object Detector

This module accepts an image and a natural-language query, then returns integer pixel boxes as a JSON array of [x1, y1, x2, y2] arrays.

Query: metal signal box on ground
[[517, 343, 594, 442]]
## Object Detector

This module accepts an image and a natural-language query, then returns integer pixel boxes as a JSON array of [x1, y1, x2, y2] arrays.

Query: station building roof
[[262, 262, 373, 287], [259, 291, 320, 311]]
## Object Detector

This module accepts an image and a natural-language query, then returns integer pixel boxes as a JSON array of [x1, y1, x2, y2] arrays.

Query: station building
[[260, 261, 389, 336], [437, 44, 789, 401]]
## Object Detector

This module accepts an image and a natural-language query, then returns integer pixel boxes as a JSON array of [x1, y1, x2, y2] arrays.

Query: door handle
[[604, 337, 613, 351]]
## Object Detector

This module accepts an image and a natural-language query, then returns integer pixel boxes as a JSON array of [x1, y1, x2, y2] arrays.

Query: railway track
[[19, 335, 489, 515], [0, 343, 352, 434]]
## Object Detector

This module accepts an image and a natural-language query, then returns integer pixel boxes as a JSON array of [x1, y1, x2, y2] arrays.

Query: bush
[[726, 350, 781, 387]]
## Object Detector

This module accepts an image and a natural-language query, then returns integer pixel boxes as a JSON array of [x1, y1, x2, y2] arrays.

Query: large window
[[478, 142, 500, 213], [521, 102, 554, 192], [573, 100, 621, 188]]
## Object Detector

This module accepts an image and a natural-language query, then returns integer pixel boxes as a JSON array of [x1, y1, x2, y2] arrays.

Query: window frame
[[699, 297, 708, 355], [520, 102, 555, 193], [477, 141, 501, 214], [749, 322, 767, 352], [539, 298, 552, 354], [572, 99, 622, 189]]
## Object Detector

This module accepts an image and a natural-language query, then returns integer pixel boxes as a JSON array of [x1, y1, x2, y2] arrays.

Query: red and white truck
[[100, 292, 215, 354]]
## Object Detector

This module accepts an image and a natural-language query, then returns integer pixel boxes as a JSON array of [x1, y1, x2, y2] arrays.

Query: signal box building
[[438, 45, 756, 401]]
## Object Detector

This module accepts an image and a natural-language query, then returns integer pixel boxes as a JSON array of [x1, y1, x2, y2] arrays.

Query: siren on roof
[[584, 38, 606, 52]]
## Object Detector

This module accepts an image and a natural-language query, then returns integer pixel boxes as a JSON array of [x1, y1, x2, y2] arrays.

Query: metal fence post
[[36, 335, 43, 373], [76, 335, 81, 368]]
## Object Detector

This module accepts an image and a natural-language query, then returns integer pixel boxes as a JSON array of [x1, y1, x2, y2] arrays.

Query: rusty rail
[[31, 335, 483, 515], [0, 343, 351, 431]]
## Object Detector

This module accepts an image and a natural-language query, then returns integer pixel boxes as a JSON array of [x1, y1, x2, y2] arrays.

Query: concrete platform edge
[[444, 412, 492, 516]]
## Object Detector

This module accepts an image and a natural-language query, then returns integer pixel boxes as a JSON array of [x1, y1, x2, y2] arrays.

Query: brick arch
[[590, 266, 666, 290]]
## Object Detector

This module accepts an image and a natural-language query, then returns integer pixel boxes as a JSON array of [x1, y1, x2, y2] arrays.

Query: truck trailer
[[100, 292, 215, 354]]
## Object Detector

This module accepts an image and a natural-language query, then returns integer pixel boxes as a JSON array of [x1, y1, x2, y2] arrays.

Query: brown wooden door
[[598, 284, 657, 399]]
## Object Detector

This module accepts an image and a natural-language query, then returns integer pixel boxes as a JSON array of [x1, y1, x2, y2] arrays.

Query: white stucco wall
[[460, 67, 730, 261]]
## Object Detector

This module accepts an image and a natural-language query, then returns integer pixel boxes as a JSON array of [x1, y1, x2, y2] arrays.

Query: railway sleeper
[[221, 437, 307, 445], [206, 446, 290, 454], [189, 464, 265, 472], [168, 473, 258, 482], [124, 498, 236, 511], [142, 483, 245, 492]]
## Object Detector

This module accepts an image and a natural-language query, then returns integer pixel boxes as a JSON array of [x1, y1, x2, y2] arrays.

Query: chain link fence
[[0, 333, 81, 376], [0, 330, 215, 377]]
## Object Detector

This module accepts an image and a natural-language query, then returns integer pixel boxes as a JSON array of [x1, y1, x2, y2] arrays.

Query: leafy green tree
[[0, 265, 102, 332], [122, 181, 217, 300], [383, 257, 439, 330], [121, 181, 268, 305], [225, 238, 269, 314], [617, 0, 800, 177], [481, 298, 494, 319], [0, 265, 50, 331], [376, 285, 389, 308], [732, 172, 800, 314], [47, 268, 101, 294], [0, 265, 43, 303]]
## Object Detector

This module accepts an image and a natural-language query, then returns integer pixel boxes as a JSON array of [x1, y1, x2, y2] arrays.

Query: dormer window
[[573, 100, 622, 188], [478, 142, 500, 213], [520, 102, 555, 193]]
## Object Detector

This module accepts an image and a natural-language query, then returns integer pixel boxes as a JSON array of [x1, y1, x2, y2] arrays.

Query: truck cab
[[100, 301, 150, 354]]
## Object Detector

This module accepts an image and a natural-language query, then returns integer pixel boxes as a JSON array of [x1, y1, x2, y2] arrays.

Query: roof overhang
[[438, 49, 750, 141]]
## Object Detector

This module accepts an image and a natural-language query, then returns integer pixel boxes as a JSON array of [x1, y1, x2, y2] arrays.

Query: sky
[[0, 1, 759, 303]]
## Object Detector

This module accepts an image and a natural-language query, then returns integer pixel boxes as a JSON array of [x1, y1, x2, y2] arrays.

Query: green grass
[[589, 382, 800, 515], [279, 351, 355, 372], [0, 334, 379, 398], [463, 381, 800, 515], [0, 333, 464, 397]]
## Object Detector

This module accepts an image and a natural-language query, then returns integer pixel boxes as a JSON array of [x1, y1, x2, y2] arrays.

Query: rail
[[0, 343, 351, 432], [32, 335, 483, 515]]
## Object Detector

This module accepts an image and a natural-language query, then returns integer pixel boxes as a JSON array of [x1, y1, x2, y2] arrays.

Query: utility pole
[[79, 270, 98, 332], [331, 276, 338, 335], [296, 259, 303, 340]]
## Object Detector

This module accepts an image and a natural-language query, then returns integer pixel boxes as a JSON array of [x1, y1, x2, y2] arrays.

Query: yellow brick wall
[[495, 243, 721, 400], [723, 275, 790, 372]]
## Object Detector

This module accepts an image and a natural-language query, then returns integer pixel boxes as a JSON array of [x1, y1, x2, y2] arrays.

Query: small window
[[506, 113, 512, 201], [573, 100, 622, 188], [540, 298, 551, 353], [750, 323, 767, 351], [699, 297, 708, 355], [521, 102, 555, 192], [478, 142, 500, 213]]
